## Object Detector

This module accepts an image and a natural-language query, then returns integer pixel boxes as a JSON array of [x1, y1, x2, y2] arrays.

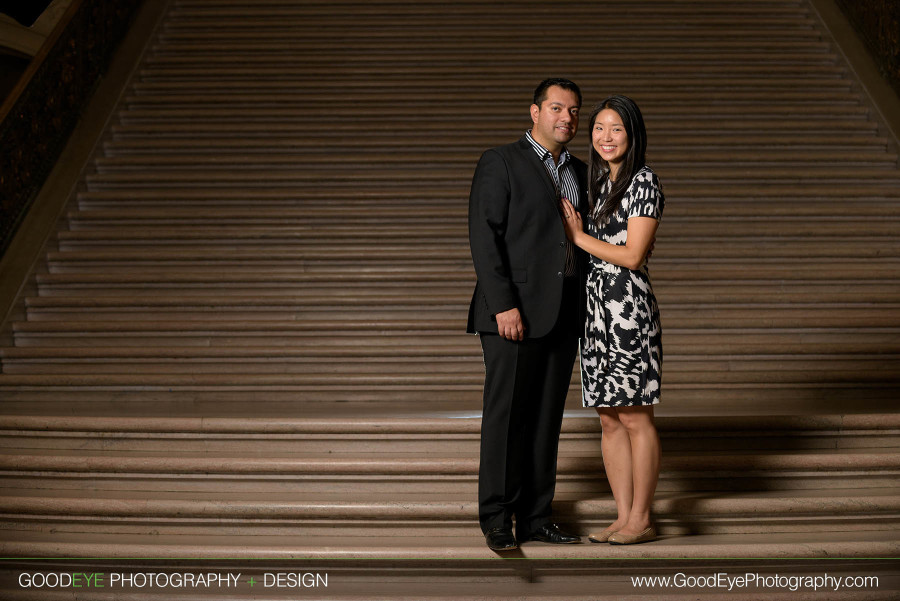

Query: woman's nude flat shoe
[[588, 529, 616, 543], [608, 526, 657, 545]]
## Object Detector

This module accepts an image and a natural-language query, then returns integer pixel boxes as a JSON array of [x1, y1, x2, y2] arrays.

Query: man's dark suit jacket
[[467, 135, 588, 338]]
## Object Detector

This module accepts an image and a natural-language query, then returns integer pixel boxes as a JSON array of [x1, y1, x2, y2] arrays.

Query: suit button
[[557, 272, 563, 278], [559, 242, 565, 247]]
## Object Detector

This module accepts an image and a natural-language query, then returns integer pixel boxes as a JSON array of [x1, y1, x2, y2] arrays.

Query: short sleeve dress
[[581, 165, 664, 407]]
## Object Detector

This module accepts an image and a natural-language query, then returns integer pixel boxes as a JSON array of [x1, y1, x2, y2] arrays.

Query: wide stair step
[[1, 414, 897, 542]]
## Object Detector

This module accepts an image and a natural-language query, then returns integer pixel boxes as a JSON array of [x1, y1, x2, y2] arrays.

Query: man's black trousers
[[477, 277, 580, 537]]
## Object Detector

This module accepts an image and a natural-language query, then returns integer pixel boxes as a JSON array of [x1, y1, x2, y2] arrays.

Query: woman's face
[[592, 108, 629, 174]]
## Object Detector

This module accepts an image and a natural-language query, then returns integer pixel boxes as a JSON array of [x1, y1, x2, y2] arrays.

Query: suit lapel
[[517, 137, 559, 207]]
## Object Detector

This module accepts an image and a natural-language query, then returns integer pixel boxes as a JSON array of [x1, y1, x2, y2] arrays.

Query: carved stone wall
[[0, 0, 142, 256], [834, 0, 900, 96]]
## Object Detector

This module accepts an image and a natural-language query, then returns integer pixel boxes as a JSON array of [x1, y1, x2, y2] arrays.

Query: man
[[467, 78, 587, 551]]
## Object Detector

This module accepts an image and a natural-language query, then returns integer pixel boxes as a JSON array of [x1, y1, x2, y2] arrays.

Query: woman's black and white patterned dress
[[581, 165, 664, 407]]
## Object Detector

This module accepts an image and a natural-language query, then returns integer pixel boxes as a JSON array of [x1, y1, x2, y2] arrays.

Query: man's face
[[530, 86, 580, 150]]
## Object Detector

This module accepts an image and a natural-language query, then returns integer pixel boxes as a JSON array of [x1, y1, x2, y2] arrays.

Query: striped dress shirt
[[525, 130, 579, 277]]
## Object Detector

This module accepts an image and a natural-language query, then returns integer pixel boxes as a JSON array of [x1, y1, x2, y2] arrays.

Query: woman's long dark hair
[[588, 95, 647, 223]]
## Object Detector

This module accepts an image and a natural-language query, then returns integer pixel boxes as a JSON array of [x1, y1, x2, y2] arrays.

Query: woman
[[559, 95, 664, 545]]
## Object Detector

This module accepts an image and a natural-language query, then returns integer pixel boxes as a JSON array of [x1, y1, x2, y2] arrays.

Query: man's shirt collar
[[526, 130, 570, 165]]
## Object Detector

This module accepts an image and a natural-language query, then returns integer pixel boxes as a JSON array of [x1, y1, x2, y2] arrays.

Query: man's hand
[[495, 308, 525, 341]]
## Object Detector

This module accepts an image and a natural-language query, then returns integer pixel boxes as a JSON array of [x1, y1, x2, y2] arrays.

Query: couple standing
[[467, 78, 664, 551]]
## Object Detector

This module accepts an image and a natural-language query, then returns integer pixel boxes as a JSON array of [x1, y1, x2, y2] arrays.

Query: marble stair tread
[[80, 169, 900, 185], [136, 62, 847, 73], [2, 529, 897, 560], [164, 9, 817, 22], [154, 35, 834, 46], [39, 245, 900, 264], [69, 179, 899, 197], [125, 76, 846, 89], [127, 72, 842, 85], [151, 34, 834, 48], [55, 226, 896, 239], [1, 448, 896, 477], [22, 297, 899, 313], [28, 281, 900, 300], [2, 485, 897, 507], [1, 427, 894, 452], [0, 410, 896, 430], [1, 474, 895, 498], [161, 20, 820, 31], [1, 370, 897, 387], [29, 273, 900, 288], [112, 116, 882, 130], [158, 25, 827, 38], [119, 90, 856, 103], [61, 199, 899, 213], [102, 133, 889, 152], [45, 228, 900, 247], [0, 386, 897, 412], [5, 353, 896, 377], [145, 54, 840, 67], [59, 206, 900, 222], [17, 309, 900, 331], [3, 345, 897, 361], [119, 103, 864, 117], [104, 116, 866, 133], [14, 320, 900, 333], [69, 190, 897, 206], [3, 360, 899, 384], [52, 220, 900, 238]]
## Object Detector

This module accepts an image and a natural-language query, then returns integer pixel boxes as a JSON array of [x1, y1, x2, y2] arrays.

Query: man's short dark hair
[[533, 78, 582, 108]]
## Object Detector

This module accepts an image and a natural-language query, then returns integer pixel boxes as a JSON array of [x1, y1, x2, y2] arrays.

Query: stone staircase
[[1, 0, 899, 597]]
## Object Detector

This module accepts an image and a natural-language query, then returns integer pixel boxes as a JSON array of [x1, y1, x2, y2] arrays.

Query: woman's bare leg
[[595, 407, 633, 532], [614, 405, 660, 535]]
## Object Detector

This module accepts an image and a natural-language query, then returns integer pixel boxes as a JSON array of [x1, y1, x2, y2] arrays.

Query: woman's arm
[[560, 199, 658, 270]]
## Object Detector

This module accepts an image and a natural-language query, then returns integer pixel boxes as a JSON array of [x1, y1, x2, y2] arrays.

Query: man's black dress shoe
[[485, 526, 518, 551], [520, 523, 582, 544]]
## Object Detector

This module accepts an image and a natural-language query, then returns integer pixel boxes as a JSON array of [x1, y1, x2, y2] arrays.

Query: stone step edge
[[0, 412, 896, 433], [1, 532, 897, 560], [31, 270, 895, 281], [25, 296, 898, 308], [2, 374, 899, 387], [12, 322, 900, 332], [16, 312, 900, 326], [79, 168, 900, 180], [1, 450, 897, 474], [1, 385, 897, 399], [2, 487, 898, 516], [6, 352, 896, 366]]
